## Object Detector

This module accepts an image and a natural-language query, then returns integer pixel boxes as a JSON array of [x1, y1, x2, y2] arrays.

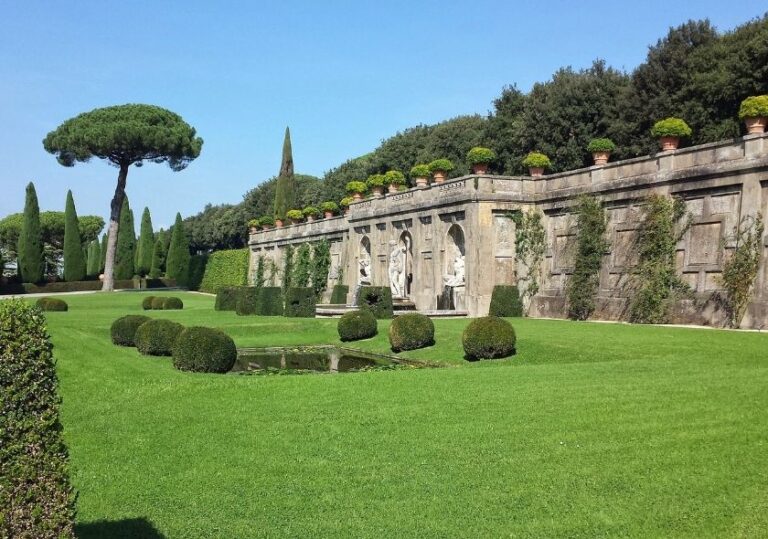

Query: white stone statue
[[358, 256, 371, 285], [443, 254, 465, 287], [388, 240, 406, 297]]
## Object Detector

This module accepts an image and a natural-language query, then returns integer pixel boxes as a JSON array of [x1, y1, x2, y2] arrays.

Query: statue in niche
[[443, 254, 465, 287], [358, 255, 371, 285], [388, 240, 406, 298]]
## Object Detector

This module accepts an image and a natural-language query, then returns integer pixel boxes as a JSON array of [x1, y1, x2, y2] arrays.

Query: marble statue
[[443, 254, 465, 287], [358, 256, 371, 285], [388, 240, 406, 297]]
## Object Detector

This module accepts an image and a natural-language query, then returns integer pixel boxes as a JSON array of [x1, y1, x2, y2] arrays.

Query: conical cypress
[[149, 236, 166, 278], [63, 190, 86, 281], [114, 198, 135, 280], [100, 233, 108, 273], [273, 127, 296, 219], [17, 182, 44, 283], [136, 207, 154, 276], [86, 240, 101, 277], [165, 213, 190, 285]]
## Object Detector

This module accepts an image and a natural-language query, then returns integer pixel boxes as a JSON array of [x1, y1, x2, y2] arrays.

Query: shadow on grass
[[77, 517, 164, 538]]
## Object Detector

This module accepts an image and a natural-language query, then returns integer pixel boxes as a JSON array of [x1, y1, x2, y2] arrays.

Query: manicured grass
[[40, 291, 768, 537]]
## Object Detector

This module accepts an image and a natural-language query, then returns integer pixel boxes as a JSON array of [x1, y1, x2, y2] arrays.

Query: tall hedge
[[136, 207, 154, 276], [149, 236, 166, 278], [0, 300, 76, 538], [199, 249, 250, 293], [187, 254, 208, 291], [62, 190, 86, 282], [165, 213, 190, 286], [114, 197, 135, 280], [285, 287, 316, 317], [86, 239, 101, 277], [489, 285, 523, 317], [17, 182, 44, 283]]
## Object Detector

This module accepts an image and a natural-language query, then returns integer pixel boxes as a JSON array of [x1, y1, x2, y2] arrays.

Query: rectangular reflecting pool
[[233, 346, 415, 374]]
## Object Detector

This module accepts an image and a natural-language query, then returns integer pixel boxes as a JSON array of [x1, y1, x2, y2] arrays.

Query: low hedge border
[[285, 287, 316, 318]]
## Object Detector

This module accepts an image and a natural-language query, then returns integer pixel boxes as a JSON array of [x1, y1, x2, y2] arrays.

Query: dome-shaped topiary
[[172, 326, 237, 373], [111, 315, 152, 346], [162, 297, 183, 310], [521, 152, 552, 169], [36, 297, 68, 312], [466, 146, 496, 165], [142, 295, 156, 310], [389, 313, 435, 352], [150, 297, 166, 310], [337, 310, 377, 341], [135, 318, 185, 356], [738, 95, 768, 119], [462, 316, 516, 361], [650, 117, 692, 138]]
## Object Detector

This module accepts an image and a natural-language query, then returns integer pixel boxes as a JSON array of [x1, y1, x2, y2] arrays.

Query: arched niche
[[444, 224, 466, 285], [388, 231, 413, 298], [358, 236, 371, 285]]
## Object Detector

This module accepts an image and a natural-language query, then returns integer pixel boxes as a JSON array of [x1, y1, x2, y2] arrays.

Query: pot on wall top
[[744, 116, 767, 135], [659, 136, 680, 151]]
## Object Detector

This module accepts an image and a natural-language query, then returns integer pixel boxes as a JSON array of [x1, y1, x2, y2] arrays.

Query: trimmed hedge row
[[285, 287, 316, 317], [234, 287, 285, 316], [198, 249, 250, 294], [330, 284, 349, 304], [215, 286, 243, 311], [36, 297, 69, 312], [0, 278, 178, 296], [357, 286, 393, 319], [488, 285, 523, 317]]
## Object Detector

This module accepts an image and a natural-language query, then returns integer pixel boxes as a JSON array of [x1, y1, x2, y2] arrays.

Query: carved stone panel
[[554, 234, 576, 272], [612, 229, 638, 269], [688, 222, 722, 266]]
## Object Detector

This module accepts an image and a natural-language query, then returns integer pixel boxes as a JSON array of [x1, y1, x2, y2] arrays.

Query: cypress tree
[[165, 213, 190, 285], [149, 236, 166, 278], [63, 190, 86, 281], [100, 233, 108, 273], [273, 126, 296, 218], [136, 207, 154, 276], [86, 239, 101, 277], [17, 182, 44, 283], [114, 197, 135, 280]]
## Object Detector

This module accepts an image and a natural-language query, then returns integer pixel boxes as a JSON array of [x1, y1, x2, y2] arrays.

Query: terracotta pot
[[290, 218, 301, 225], [249, 226, 259, 234], [306, 215, 315, 223], [275, 219, 284, 228], [744, 116, 767, 134], [433, 171, 446, 184], [529, 167, 544, 178], [659, 136, 679, 151], [262, 224, 272, 231], [415, 177, 429, 187], [324, 211, 334, 219], [344, 208, 350, 216], [388, 184, 399, 193], [472, 163, 489, 174], [352, 192, 363, 201], [372, 186, 384, 197], [592, 151, 610, 166]]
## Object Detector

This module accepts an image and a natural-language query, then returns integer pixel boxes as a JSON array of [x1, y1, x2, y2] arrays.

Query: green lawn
[[40, 291, 768, 537]]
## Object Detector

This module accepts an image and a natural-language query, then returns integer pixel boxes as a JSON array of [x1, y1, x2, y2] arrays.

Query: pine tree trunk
[[102, 163, 129, 291]]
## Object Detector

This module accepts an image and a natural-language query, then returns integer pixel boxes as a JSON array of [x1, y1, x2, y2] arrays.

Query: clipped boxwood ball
[[135, 319, 185, 356], [142, 296, 156, 310], [337, 310, 377, 342], [36, 297, 68, 312], [389, 312, 434, 352], [150, 297, 166, 310], [111, 315, 152, 347], [172, 326, 237, 373], [462, 316, 516, 361], [163, 297, 183, 310]]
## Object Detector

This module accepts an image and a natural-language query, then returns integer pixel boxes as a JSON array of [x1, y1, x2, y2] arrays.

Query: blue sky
[[1, 1, 764, 229]]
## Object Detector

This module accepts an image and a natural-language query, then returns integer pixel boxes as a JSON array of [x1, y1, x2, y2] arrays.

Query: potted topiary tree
[[428, 159, 454, 184], [586, 138, 617, 166], [248, 218, 261, 234], [651, 118, 692, 151], [738, 95, 768, 134], [286, 209, 303, 224], [521, 152, 551, 177], [320, 201, 338, 219], [410, 164, 431, 187], [467, 147, 496, 174], [340, 196, 354, 215], [259, 215, 275, 230], [366, 174, 385, 197], [346, 181, 367, 201], [303, 206, 320, 222], [384, 170, 406, 193]]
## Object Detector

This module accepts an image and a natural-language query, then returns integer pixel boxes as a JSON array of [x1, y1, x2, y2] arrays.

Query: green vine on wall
[[629, 194, 692, 324], [282, 245, 294, 292], [567, 195, 609, 321], [310, 240, 331, 299], [510, 209, 546, 314], [717, 213, 764, 328], [265, 258, 278, 286], [291, 244, 312, 287], [254, 255, 265, 288]]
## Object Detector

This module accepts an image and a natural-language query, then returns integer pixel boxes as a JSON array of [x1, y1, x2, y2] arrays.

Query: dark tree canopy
[[43, 104, 203, 170]]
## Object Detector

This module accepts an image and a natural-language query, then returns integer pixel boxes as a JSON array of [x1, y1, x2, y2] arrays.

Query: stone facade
[[249, 133, 768, 327]]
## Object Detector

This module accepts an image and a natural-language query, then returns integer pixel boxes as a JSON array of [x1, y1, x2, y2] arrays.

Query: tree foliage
[[136, 207, 154, 276], [567, 195, 609, 320], [62, 190, 86, 282], [717, 214, 764, 328], [17, 182, 44, 283], [165, 213, 190, 285], [114, 197, 135, 280], [273, 127, 296, 218], [86, 239, 101, 277]]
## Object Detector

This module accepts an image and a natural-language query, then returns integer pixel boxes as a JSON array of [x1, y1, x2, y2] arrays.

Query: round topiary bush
[[172, 326, 237, 373], [738, 95, 768, 119], [142, 296, 156, 310], [36, 297, 68, 311], [389, 313, 435, 352], [150, 296, 166, 310], [586, 138, 617, 152], [135, 319, 185, 356], [521, 151, 552, 169], [462, 316, 516, 361], [466, 146, 496, 165], [337, 310, 377, 342], [110, 315, 152, 346], [650, 117, 692, 138], [163, 297, 183, 310]]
